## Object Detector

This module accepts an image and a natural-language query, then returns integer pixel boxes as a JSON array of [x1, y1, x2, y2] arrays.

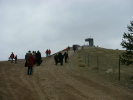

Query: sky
[[0, 0, 133, 61]]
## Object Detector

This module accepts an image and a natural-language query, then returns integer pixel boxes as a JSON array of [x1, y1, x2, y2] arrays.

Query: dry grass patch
[[79, 59, 83, 62], [91, 66, 98, 70], [80, 46, 133, 88]]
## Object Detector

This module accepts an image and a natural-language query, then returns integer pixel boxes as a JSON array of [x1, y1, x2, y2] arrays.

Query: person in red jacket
[[48, 49, 51, 57], [27, 53, 35, 75], [10, 52, 14, 63], [66, 47, 68, 53]]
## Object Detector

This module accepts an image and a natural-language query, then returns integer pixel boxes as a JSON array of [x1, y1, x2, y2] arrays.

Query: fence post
[[88, 54, 89, 67], [119, 59, 120, 81], [97, 55, 99, 72], [85, 52, 86, 63], [82, 49, 84, 57]]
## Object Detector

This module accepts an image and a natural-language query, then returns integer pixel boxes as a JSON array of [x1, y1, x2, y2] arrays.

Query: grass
[[80, 46, 133, 88]]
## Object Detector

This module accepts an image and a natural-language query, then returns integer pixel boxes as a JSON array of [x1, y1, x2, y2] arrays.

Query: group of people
[[10, 52, 17, 63], [9, 46, 73, 75], [25, 50, 42, 75], [54, 52, 69, 66], [45, 49, 51, 57]]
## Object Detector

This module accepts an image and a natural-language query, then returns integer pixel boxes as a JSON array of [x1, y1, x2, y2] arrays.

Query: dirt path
[[0, 48, 133, 100]]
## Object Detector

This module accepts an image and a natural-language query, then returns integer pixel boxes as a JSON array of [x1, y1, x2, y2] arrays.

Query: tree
[[119, 21, 133, 65]]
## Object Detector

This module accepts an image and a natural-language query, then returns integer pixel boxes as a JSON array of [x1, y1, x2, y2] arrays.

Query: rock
[[106, 69, 113, 73]]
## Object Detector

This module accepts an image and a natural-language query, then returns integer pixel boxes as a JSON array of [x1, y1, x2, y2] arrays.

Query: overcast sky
[[0, 0, 133, 61]]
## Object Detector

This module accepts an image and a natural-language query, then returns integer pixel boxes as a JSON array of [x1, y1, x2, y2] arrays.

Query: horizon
[[1, 44, 126, 61]]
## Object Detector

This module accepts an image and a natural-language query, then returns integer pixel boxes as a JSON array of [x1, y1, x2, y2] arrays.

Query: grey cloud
[[0, 0, 133, 61]]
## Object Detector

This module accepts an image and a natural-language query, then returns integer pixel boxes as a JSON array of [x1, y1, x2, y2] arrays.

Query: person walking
[[68, 46, 70, 51], [66, 47, 68, 53], [46, 49, 48, 57], [58, 52, 64, 66], [64, 52, 68, 63], [10, 52, 14, 63], [32, 51, 36, 65], [25, 51, 31, 60], [48, 49, 51, 57], [25, 50, 31, 67], [27, 53, 35, 75], [54, 54, 58, 65], [14, 55, 17, 64], [36, 50, 41, 66], [73, 46, 76, 53]]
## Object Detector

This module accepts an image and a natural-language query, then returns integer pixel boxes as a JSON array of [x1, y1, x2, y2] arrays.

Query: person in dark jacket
[[27, 53, 35, 75], [25, 50, 31, 67], [64, 52, 68, 63], [15, 55, 17, 64], [32, 51, 36, 65], [73, 46, 76, 53], [58, 52, 64, 66], [46, 49, 48, 57], [25, 51, 31, 60], [54, 54, 58, 65], [36, 50, 41, 66]]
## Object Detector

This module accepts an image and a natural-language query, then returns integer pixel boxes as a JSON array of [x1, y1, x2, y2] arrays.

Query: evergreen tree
[[119, 21, 133, 65]]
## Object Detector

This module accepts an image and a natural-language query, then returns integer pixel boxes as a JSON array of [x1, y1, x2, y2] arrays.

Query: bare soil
[[0, 48, 133, 100]]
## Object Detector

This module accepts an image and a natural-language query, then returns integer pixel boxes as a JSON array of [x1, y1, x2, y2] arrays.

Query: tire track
[[1, 64, 19, 100]]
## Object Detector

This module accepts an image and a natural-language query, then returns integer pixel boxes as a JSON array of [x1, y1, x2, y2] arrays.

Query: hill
[[0, 47, 133, 100], [81, 46, 133, 87]]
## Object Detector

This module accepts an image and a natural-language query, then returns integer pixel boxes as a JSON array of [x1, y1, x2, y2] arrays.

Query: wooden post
[[85, 52, 86, 63], [97, 55, 99, 72], [88, 54, 89, 67], [119, 59, 120, 81], [82, 46, 83, 50], [82, 49, 84, 57]]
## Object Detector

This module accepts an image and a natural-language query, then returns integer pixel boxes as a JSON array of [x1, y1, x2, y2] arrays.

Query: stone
[[106, 69, 113, 73]]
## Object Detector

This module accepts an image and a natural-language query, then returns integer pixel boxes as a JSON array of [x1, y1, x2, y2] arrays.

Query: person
[[14, 55, 17, 64], [48, 49, 51, 57], [32, 51, 36, 65], [25, 51, 31, 67], [46, 49, 48, 57], [66, 47, 68, 53], [58, 52, 64, 66], [36, 50, 41, 66], [27, 53, 35, 75], [54, 54, 58, 65], [68, 46, 70, 51], [73, 46, 76, 53], [10, 52, 14, 63], [25, 51, 31, 60], [64, 52, 68, 63]]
